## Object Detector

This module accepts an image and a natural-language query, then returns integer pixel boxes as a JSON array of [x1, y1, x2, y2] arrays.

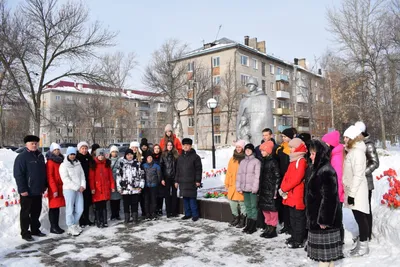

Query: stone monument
[[236, 77, 274, 145]]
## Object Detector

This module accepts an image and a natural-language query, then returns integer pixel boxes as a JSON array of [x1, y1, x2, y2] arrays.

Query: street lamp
[[207, 98, 218, 169]]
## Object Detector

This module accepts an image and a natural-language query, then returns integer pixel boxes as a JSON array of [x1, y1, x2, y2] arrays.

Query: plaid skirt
[[307, 228, 344, 262]]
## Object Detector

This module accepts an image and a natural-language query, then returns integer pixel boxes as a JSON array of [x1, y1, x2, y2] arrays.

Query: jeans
[[243, 192, 258, 219], [63, 189, 84, 227], [144, 187, 158, 216], [263, 211, 279, 226], [228, 200, 247, 216], [183, 197, 199, 217], [20, 195, 42, 237]]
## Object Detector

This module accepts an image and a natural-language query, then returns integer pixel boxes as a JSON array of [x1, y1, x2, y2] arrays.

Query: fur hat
[[344, 125, 362, 140], [49, 142, 61, 152], [288, 138, 303, 149], [130, 141, 140, 148], [91, 143, 100, 152], [66, 146, 77, 156], [235, 140, 246, 149], [165, 124, 173, 132], [260, 141, 274, 155], [77, 141, 89, 151], [23, 135, 40, 143], [244, 143, 255, 153], [96, 148, 105, 157], [110, 145, 119, 154], [140, 138, 149, 147], [182, 138, 193, 145], [282, 128, 295, 139]]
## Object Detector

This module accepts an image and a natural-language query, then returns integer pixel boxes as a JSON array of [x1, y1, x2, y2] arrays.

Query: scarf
[[233, 150, 245, 163], [289, 143, 307, 162], [45, 151, 64, 163], [277, 142, 290, 156]]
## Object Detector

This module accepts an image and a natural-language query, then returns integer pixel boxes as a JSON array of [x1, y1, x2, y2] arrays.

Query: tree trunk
[[378, 105, 387, 149], [225, 112, 231, 144]]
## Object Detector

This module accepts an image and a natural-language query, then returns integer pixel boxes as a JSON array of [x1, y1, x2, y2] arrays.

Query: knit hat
[[110, 145, 119, 153], [288, 138, 303, 149], [130, 141, 140, 148], [298, 133, 311, 144], [124, 148, 134, 158], [49, 142, 61, 152], [282, 128, 295, 139], [322, 130, 340, 147], [343, 125, 362, 140], [140, 138, 149, 148], [182, 138, 193, 145], [260, 141, 274, 155], [23, 135, 40, 143], [91, 143, 100, 152], [235, 140, 246, 149], [165, 124, 173, 132], [66, 146, 77, 156], [354, 121, 366, 133], [96, 148, 105, 157], [244, 143, 255, 153], [77, 141, 89, 151]]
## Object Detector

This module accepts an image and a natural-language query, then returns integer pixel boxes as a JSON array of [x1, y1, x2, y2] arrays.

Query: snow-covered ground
[[0, 147, 400, 266]]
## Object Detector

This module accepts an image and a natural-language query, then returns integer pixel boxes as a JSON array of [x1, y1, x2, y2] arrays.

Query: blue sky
[[11, 0, 340, 89]]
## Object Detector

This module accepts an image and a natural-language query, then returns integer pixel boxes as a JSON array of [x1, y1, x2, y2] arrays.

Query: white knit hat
[[110, 145, 119, 153], [77, 141, 89, 151], [130, 141, 140, 148], [343, 125, 362, 140], [49, 142, 61, 152], [354, 121, 366, 133], [165, 124, 173, 132]]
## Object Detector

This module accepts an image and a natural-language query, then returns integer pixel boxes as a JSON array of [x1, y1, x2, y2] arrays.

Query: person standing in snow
[[160, 124, 183, 154], [14, 135, 48, 241], [354, 121, 379, 241], [46, 142, 66, 234], [236, 143, 261, 235], [160, 141, 179, 217], [140, 138, 150, 164], [153, 144, 165, 216], [59, 147, 86, 236], [175, 138, 202, 222], [305, 140, 343, 266], [143, 154, 162, 220], [224, 140, 247, 228], [109, 146, 122, 220], [89, 149, 115, 228], [343, 125, 370, 256]]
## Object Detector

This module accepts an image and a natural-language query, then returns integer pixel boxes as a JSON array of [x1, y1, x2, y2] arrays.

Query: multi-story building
[[176, 36, 331, 149], [40, 80, 167, 147]]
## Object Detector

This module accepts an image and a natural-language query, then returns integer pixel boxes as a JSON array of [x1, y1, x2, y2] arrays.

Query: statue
[[236, 77, 274, 145]]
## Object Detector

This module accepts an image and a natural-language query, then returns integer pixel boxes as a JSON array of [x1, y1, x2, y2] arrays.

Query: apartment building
[[176, 36, 331, 149], [40, 81, 167, 147]]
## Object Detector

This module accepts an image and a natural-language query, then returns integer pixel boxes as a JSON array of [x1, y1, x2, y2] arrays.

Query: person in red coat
[[279, 138, 308, 249], [89, 148, 115, 228], [159, 124, 183, 154], [46, 143, 66, 234]]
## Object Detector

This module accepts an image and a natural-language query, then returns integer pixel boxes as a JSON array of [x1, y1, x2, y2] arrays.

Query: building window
[[315, 94, 319, 102], [273, 116, 277, 127], [240, 55, 249, 66], [56, 139, 61, 143], [252, 58, 258, 69], [188, 62, 194, 72], [67, 128, 72, 133], [69, 139, 72, 143], [271, 99, 275, 108], [262, 62, 266, 76], [270, 82, 275, 91], [214, 95, 220, 104], [213, 76, 221, 85], [214, 135, 221, 144], [56, 128, 61, 134], [55, 95, 61, 101], [65, 95, 72, 101], [270, 64, 275, 74], [214, 115, 220, 126], [262, 80, 266, 91], [277, 67, 282, 75], [188, 117, 194, 127], [212, 57, 220, 67], [111, 129, 115, 135], [55, 116, 60, 122], [240, 74, 250, 85], [75, 128, 80, 134]]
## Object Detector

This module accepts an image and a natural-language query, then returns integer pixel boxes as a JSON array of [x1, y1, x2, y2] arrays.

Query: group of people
[[13, 124, 202, 239], [224, 122, 379, 267]]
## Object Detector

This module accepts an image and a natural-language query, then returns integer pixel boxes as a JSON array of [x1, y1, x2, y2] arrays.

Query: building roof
[[44, 80, 161, 100]]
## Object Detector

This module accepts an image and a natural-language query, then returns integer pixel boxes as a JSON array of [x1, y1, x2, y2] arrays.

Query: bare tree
[[0, 0, 116, 135]]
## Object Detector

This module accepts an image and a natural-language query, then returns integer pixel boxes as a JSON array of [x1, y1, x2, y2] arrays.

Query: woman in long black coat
[[305, 140, 343, 266]]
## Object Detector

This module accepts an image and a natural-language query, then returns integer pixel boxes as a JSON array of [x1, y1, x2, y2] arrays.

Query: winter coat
[[59, 158, 86, 191], [258, 156, 281, 212], [89, 158, 115, 203], [305, 140, 342, 230], [160, 134, 183, 154], [76, 152, 93, 199], [276, 142, 290, 178], [46, 153, 65, 208], [236, 154, 261, 194], [280, 157, 307, 210], [160, 151, 177, 181], [116, 158, 144, 195], [110, 157, 122, 200], [143, 162, 162, 187], [343, 141, 369, 214], [322, 131, 345, 203], [225, 155, 244, 201], [152, 152, 162, 165], [364, 136, 379, 191], [176, 149, 203, 198], [14, 148, 47, 196]]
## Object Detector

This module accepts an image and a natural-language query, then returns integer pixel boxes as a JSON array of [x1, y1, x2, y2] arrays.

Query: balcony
[[138, 105, 150, 111], [297, 95, 307, 103], [276, 74, 289, 83], [278, 125, 292, 132], [276, 90, 290, 99], [298, 126, 310, 132], [296, 111, 309, 118], [157, 103, 167, 113], [274, 108, 291, 115]]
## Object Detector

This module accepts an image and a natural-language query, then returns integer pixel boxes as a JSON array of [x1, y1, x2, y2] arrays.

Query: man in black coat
[[14, 135, 47, 241], [175, 138, 202, 221]]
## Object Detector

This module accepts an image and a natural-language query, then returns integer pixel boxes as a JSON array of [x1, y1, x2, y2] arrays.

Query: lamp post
[[207, 98, 218, 169]]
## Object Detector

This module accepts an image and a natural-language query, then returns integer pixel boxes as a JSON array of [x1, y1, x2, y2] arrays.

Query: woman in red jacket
[[89, 148, 115, 228], [159, 124, 182, 154], [279, 138, 307, 249], [46, 143, 66, 234]]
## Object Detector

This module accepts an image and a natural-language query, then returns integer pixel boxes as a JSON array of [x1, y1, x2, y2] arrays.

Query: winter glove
[[278, 188, 288, 199], [139, 181, 145, 189], [347, 196, 355, 205]]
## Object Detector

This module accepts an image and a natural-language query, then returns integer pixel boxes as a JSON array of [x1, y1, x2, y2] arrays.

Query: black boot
[[229, 215, 240, 227], [132, 212, 139, 224], [246, 219, 257, 234], [260, 225, 272, 238], [103, 209, 108, 227], [124, 213, 130, 224], [242, 218, 251, 233], [265, 226, 277, 238], [96, 209, 103, 228], [54, 209, 65, 233], [236, 215, 246, 229]]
